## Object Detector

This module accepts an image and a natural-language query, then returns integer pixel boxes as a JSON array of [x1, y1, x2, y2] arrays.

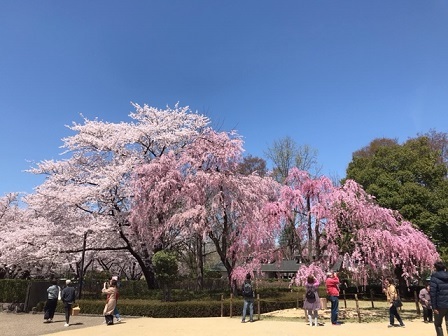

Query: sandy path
[[1, 304, 437, 336], [44, 316, 435, 336]]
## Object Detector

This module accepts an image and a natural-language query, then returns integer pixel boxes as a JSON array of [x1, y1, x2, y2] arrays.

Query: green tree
[[345, 133, 448, 259], [152, 250, 179, 301]]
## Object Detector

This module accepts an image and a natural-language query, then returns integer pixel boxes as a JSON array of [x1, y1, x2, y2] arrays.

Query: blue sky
[[1, 1, 448, 196]]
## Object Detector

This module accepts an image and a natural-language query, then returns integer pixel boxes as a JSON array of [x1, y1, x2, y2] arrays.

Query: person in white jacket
[[43, 280, 60, 323]]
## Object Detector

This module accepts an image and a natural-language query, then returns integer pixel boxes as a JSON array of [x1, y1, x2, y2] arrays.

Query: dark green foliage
[[45, 297, 299, 317], [346, 134, 448, 259], [153, 250, 179, 301], [153, 251, 179, 286], [117, 280, 158, 299], [0, 279, 28, 302]]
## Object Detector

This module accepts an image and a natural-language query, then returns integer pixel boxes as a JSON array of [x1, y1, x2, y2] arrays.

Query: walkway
[[0, 312, 437, 336]]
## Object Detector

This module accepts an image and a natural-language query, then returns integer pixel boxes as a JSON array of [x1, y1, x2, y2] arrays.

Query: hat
[[66, 279, 71, 285], [326, 271, 333, 277]]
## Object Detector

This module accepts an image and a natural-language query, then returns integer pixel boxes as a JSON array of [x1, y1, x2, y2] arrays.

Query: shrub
[[0, 279, 29, 302]]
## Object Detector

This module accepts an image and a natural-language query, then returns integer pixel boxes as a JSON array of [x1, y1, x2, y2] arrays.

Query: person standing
[[111, 275, 122, 323], [383, 278, 405, 328], [419, 282, 433, 323], [303, 275, 321, 327], [241, 273, 255, 323], [61, 279, 76, 327], [43, 279, 60, 323], [102, 279, 118, 325], [325, 271, 341, 325], [430, 261, 448, 336]]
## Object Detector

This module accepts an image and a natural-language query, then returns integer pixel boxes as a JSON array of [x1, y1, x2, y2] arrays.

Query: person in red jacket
[[325, 271, 342, 325]]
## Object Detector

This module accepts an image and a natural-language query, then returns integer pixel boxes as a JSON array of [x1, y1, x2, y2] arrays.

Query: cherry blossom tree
[[277, 168, 333, 262], [2, 102, 437, 289], [130, 129, 282, 289], [267, 168, 438, 286], [0, 193, 29, 278], [23, 103, 210, 288], [325, 179, 438, 284]]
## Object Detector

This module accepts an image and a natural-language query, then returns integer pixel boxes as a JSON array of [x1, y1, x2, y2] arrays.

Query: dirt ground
[[0, 302, 439, 336], [44, 315, 436, 336]]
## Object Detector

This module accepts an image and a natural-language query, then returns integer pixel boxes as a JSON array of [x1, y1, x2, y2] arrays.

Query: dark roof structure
[[260, 259, 301, 273]]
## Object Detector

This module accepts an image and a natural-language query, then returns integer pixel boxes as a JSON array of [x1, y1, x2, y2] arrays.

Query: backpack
[[243, 281, 253, 298], [305, 290, 316, 301]]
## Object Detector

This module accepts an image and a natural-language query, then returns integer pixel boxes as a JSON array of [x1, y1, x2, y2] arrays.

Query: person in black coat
[[430, 261, 448, 336], [61, 280, 76, 327]]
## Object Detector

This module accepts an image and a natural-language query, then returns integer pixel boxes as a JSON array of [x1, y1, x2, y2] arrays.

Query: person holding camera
[[325, 271, 342, 325], [102, 279, 119, 326]]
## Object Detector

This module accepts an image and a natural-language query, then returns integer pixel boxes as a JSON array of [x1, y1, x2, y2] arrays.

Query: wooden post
[[355, 294, 361, 323], [343, 289, 347, 308], [370, 288, 375, 308], [230, 293, 233, 318], [257, 293, 261, 321], [221, 294, 224, 317], [297, 289, 299, 309], [414, 290, 421, 316]]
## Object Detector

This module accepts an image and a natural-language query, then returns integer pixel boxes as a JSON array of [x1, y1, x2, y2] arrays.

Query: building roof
[[260, 260, 301, 273], [210, 260, 302, 273]]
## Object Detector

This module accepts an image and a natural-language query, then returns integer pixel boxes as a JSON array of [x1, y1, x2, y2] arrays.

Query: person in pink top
[[325, 271, 341, 325]]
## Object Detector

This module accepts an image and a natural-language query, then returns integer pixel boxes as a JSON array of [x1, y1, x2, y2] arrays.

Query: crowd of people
[[42, 275, 121, 327], [239, 259, 448, 336], [41, 261, 448, 336]]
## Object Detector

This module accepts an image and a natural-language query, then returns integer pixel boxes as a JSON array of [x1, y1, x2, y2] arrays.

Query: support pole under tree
[[414, 290, 421, 316], [355, 294, 361, 323], [78, 229, 93, 300], [230, 293, 233, 318], [221, 294, 224, 317]]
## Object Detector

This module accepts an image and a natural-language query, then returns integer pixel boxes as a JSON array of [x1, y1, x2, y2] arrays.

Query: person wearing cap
[[61, 279, 76, 327], [325, 271, 341, 325]]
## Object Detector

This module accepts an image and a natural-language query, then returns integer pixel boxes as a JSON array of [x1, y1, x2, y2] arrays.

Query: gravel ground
[[0, 312, 107, 336], [0, 310, 438, 336]]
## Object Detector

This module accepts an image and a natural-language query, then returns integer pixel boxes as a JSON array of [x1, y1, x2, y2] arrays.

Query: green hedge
[[47, 297, 299, 318], [0, 279, 29, 302]]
